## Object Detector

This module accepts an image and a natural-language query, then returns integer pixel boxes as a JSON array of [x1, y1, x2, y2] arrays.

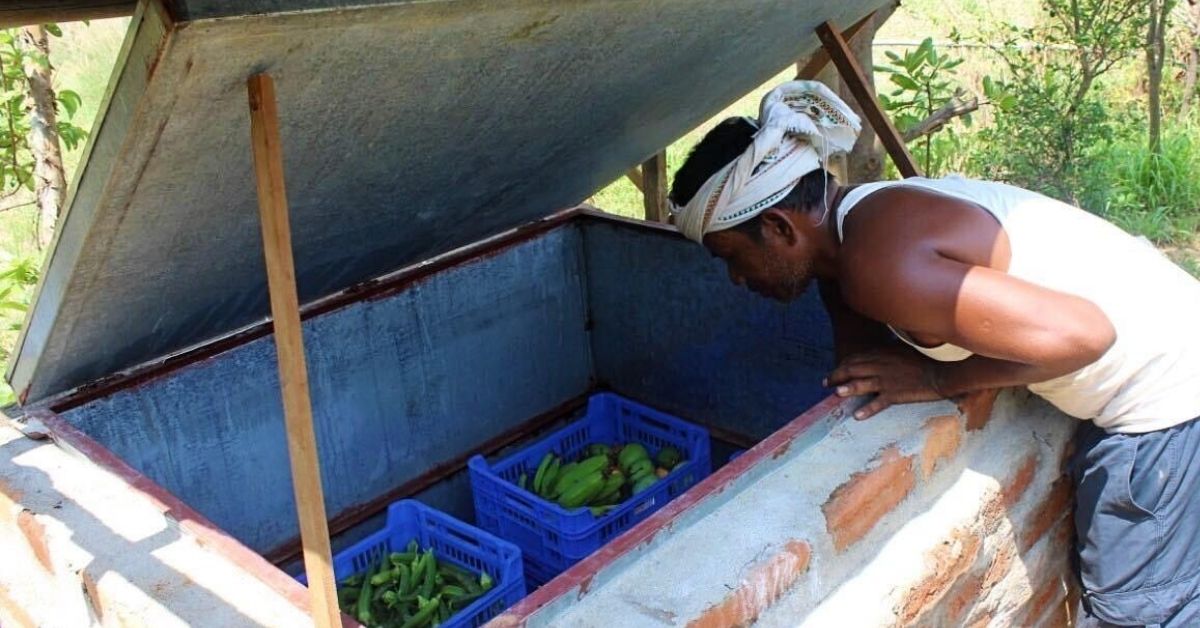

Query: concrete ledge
[[0, 421, 312, 627], [505, 389, 1077, 626]]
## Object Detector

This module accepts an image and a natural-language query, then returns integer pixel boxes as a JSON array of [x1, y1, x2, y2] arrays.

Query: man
[[669, 81, 1200, 627]]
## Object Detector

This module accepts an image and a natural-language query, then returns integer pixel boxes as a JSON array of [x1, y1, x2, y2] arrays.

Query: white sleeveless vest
[[836, 175, 1200, 433]]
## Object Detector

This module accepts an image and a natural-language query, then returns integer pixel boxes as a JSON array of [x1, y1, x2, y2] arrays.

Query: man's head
[[670, 116, 838, 302]]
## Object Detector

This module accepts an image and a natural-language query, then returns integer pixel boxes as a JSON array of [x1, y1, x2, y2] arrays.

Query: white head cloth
[[671, 81, 862, 243]]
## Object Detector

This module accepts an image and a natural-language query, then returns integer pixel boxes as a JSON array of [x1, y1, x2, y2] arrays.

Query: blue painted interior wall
[[62, 219, 834, 554], [63, 228, 592, 553], [581, 220, 834, 440]]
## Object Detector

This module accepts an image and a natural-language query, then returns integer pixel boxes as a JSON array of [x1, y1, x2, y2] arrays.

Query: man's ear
[[759, 208, 799, 245]]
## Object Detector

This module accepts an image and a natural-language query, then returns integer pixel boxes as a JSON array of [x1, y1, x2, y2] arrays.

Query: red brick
[[981, 543, 1016, 592], [967, 613, 994, 628], [1025, 577, 1069, 627], [980, 491, 1007, 533], [898, 528, 982, 624], [81, 570, 106, 623], [942, 570, 985, 625], [921, 415, 963, 479], [1037, 598, 1071, 628], [16, 509, 52, 574], [0, 582, 37, 628], [1025, 583, 1061, 624], [958, 389, 1000, 431], [687, 541, 811, 628], [1003, 454, 1039, 508], [822, 446, 916, 552], [1021, 478, 1072, 552]]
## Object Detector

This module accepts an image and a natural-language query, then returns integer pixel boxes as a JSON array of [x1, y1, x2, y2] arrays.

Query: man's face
[[702, 211, 818, 302]]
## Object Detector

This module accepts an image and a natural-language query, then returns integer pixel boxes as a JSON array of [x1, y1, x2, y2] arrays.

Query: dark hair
[[670, 117, 834, 239]]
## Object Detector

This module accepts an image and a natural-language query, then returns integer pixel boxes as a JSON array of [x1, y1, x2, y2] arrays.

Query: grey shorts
[[1070, 416, 1200, 627]]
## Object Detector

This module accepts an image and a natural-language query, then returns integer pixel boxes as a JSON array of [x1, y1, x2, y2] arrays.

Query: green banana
[[557, 470, 606, 509], [532, 452, 555, 494], [632, 474, 658, 495], [585, 443, 612, 458], [626, 457, 655, 480], [592, 473, 624, 504], [617, 443, 650, 470], [552, 455, 609, 497], [540, 458, 562, 498], [655, 445, 682, 469], [590, 504, 618, 517]]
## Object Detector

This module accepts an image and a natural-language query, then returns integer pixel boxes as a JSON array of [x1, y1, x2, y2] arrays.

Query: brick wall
[[0, 421, 313, 628], [511, 388, 1080, 627]]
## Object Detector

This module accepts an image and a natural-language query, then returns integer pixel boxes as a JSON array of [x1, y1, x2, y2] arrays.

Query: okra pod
[[399, 597, 440, 628]]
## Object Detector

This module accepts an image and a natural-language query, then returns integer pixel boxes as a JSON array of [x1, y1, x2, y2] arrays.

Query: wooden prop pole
[[796, 12, 874, 80], [641, 151, 668, 222], [246, 73, 341, 628], [815, 20, 923, 178]]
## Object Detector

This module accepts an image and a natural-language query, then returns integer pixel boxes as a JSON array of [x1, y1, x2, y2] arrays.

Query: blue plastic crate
[[469, 392, 711, 583], [298, 500, 525, 628]]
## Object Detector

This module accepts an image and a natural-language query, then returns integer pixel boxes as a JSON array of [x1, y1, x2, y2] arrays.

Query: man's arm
[[817, 278, 894, 362], [827, 190, 1116, 419]]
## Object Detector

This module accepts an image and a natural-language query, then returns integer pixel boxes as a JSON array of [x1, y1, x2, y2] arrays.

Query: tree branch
[[901, 94, 981, 143]]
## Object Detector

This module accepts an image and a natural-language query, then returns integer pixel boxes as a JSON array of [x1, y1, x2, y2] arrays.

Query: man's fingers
[[826, 363, 880, 386], [834, 376, 881, 398], [854, 397, 891, 420]]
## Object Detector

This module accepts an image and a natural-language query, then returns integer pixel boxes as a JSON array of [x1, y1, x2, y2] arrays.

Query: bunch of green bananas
[[519, 443, 687, 516], [336, 540, 495, 627]]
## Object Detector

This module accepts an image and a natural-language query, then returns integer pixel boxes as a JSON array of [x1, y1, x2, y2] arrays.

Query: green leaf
[[57, 89, 82, 119], [917, 37, 935, 62], [884, 51, 902, 63], [890, 73, 920, 91], [982, 75, 996, 99], [44, 24, 63, 37], [999, 95, 1018, 111]]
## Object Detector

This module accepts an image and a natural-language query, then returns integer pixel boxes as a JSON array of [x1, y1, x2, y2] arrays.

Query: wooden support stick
[[796, 12, 874, 80], [625, 167, 645, 193], [816, 20, 922, 178], [641, 151, 668, 222], [246, 73, 341, 628]]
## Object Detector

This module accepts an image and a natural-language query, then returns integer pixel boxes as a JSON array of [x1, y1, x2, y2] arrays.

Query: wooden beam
[[815, 20, 922, 178], [641, 151, 668, 222], [246, 73, 341, 628], [796, 12, 874, 80], [0, 1, 136, 28], [625, 167, 645, 194]]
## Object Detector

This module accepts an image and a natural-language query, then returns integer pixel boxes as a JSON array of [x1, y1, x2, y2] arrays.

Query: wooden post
[[625, 167, 645, 193], [795, 12, 874, 80], [815, 20, 922, 178], [246, 73, 341, 628], [641, 151, 668, 222]]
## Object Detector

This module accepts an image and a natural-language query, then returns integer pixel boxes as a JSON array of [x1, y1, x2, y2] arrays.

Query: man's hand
[[825, 347, 948, 420]]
